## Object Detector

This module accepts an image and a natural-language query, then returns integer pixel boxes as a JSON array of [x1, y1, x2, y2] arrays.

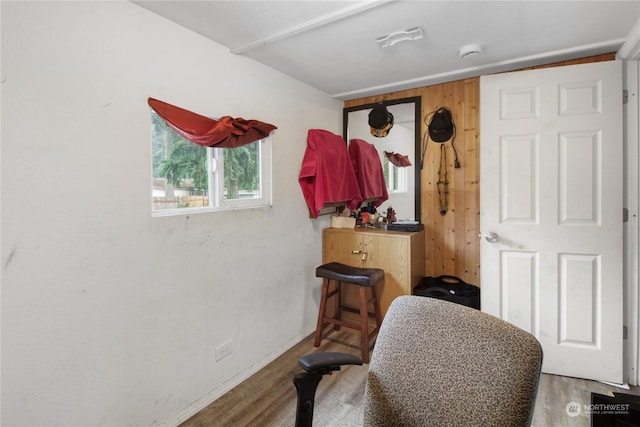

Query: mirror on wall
[[343, 97, 421, 222]]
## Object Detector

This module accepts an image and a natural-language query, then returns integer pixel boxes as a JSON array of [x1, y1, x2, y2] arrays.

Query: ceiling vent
[[376, 27, 424, 48]]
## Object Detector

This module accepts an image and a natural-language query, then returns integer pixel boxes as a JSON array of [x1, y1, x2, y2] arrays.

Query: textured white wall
[[0, 1, 338, 425]]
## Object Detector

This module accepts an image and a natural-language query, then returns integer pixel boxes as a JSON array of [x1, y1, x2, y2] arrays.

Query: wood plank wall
[[344, 53, 616, 286]]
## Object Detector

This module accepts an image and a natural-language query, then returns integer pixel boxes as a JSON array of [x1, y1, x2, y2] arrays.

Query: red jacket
[[299, 130, 362, 218], [349, 138, 388, 208]]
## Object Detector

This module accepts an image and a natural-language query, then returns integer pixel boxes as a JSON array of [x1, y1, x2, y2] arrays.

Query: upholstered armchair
[[294, 295, 542, 427], [364, 296, 542, 426]]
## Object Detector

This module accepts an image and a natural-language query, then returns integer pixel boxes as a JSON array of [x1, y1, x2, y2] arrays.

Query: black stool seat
[[316, 262, 384, 288]]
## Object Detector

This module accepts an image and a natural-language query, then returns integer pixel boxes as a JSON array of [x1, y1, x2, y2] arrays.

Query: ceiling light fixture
[[376, 27, 424, 48], [459, 43, 482, 58]]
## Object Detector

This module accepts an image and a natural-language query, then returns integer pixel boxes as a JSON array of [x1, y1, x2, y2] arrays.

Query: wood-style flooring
[[181, 329, 640, 427]]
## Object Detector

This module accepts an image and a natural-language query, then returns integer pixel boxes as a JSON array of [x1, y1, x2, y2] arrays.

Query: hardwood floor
[[181, 329, 640, 427]]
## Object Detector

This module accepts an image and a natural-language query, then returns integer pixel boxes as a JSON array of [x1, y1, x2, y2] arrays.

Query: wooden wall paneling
[[422, 84, 444, 277], [451, 81, 468, 279], [440, 82, 457, 276], [452, 80, 468, 280], [422, 81, 462, 279], [463, 78, 481, 285], [421, 85, 436, 276]]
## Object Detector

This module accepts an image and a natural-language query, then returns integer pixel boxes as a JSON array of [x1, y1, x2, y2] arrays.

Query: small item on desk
[[386, 206, 397, 223], [330, 215, 356, 229], [360, 212, 371, 224], [387, 220, 423, 232]]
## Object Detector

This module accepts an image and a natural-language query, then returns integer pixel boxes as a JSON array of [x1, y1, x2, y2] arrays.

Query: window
[[383, 158, 408, 193], [151, 112, 271, 215]]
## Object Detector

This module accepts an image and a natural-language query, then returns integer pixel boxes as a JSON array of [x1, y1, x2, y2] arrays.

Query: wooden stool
[[314, 262, 384, 363]]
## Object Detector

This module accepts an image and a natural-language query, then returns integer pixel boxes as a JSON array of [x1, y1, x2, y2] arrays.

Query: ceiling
[[133, 1, 640, 100]]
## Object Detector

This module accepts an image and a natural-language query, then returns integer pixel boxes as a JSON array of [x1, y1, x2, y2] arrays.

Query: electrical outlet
[[215, 340, 232, 361]]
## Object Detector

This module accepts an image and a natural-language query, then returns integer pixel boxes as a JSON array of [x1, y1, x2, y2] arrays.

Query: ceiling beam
[[618, 17, 640, 60], [230, 0, 392, 55]]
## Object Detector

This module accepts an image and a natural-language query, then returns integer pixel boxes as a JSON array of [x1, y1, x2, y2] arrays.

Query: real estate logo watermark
[[565, 400, 630, 417], [584, 403, 631, 415], [566, 401, 581, 417]]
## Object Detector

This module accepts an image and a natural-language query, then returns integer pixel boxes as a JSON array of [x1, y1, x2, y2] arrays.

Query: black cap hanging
[[368, 104, 394, 138], [428, 108, 454, 142]]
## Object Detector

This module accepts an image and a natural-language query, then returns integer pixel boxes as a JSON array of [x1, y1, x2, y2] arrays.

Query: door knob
[[479, 232, 499, 243]]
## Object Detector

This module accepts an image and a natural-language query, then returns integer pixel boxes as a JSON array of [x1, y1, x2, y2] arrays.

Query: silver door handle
[[479, 232, 499, 243]]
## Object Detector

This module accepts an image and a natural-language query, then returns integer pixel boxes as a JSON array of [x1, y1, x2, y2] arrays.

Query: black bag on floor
[[413, 275, 480, 310]]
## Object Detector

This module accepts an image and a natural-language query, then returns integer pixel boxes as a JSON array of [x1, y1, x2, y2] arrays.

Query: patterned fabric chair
[[364, 296, 543, 427]]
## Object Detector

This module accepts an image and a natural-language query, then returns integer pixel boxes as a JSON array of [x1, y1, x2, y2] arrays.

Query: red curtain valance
[[148, 98, 277, 148]]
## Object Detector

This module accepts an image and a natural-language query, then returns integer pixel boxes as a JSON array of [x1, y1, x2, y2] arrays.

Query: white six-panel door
[[480, 61, 623, 383]]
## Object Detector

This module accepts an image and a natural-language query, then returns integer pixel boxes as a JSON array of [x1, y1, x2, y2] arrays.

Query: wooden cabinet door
[[323, 229, 363, 314], [323, 228, 362, 267], [364, 233, 410, 318]]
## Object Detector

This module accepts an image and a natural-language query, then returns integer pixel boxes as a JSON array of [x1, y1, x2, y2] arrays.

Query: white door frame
[[618, 17, 640, 386], [622, 59, 640, 386]]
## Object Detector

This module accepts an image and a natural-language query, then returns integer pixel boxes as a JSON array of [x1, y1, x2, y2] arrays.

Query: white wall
[[0, 2, 339, 425]]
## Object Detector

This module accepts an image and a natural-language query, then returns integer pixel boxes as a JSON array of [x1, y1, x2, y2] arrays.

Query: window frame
[[383, 157, 409, 194], [151, 118, 272, 217], [212, 137, 272, 211]]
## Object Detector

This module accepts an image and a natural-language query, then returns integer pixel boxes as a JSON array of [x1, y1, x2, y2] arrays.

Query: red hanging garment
[[348, 139, 388, 207], [299, 130, 362, 218], [148, 98, 276, 148], [384, 151, 412, 167]]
